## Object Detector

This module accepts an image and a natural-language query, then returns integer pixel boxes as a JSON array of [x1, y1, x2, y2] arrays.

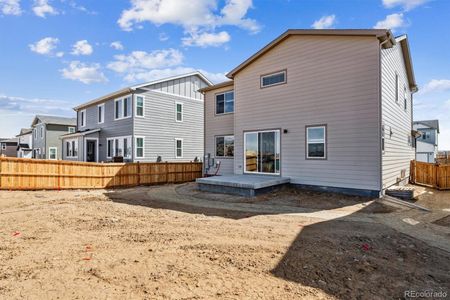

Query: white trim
[[80, 109, 87, 127], [40, 125, 44, 139], [260, 70, 286, 88], [135, 136, 145, 158], [175, 102, 183, 122], [243, 130, 281, 175], [68, 126, 76, 133], [114, 96, 132, 121], [135, 95, 145, 118], [148, 89, 204, 102], [106, 135, 132, 159], [97, 103, 105, 124], [65, 138, 79, 158], [175, 138, 183, 158], [48, 147, 57, 160], [84, 137, 99, 162], [306, 126, 327, 159], [131, 71, 213, 89]]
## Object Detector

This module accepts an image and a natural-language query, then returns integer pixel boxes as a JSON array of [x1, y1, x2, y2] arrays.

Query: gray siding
[[133, 90, 204, 162], [233, 35, 382, 191], [204, 85, 235, 175], [46, 124, 72, 160], [381, 41, 415, 188], [32, 122, 46, 158]]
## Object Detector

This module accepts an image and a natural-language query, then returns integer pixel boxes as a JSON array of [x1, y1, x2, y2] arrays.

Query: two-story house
[[31, 115, 77, 160], [61, 72, 211, 163], [0, 138, 18, 157], [200, 29, 417, 197], [413, 120, 439, 163], [16, 128, 33, 158]]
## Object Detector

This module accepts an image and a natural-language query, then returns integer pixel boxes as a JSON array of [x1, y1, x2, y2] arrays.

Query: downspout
[[378, 37, 391, 196]]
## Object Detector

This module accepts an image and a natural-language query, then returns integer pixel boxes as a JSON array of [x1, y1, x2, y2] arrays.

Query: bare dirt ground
[[0, 184, 449, 299]]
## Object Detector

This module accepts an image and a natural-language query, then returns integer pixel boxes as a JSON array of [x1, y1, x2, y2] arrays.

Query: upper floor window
[[306, 125, 326, 159], [115, 97, 132, 120], [98, 104, 104, 123], [422, 131, 430, 140], [176, 102, 183, 122], [136, 96, 144, 117], [216, 91, 234, 115], [395, 73, 399, 103], [261, 70, 286, 88], [40, 126, 44, 139], [80, 109, 86, 127], [68, 127, 75, 133], [33, 129, 37, 139], [403, 86, 407, 111]]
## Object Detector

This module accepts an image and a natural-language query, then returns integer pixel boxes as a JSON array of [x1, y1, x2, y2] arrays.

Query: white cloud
[[32, 0, 58, 18], [118, 0, 260, 47], [71, 40, 93, 56], [159, 32, 169, 41], [182, 31, 231, 47], [29, 37, 60, 56], [107, 49, 183, 74], [61, 61, 107, 84], [311, 15, 336, 29], [373, 13, 406, 31], [420, 79, 450, 94], [110, 41, 124, 51], [382, 0, 429, 11], [0, 0, 21, 15]]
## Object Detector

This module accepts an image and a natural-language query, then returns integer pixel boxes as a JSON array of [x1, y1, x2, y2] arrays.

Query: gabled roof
[[413, 120, 440, 133], [16, 128, 32, 137], [395, 35, 418, 92], [73, 71, 213, 111], [198, 80, 234, 93], [60, 128, 101, 139], [226, 29, 396, 79], [31, 115, 77, 127]]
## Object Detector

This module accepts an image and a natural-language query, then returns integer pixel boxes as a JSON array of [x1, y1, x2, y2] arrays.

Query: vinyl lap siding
[[133, 90, 204, 162], [234, 35, 382, 191], [204, 85, 235, 175], [381, 42, 415, 188]]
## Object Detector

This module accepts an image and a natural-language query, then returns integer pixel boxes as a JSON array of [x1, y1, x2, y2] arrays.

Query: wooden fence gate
[[410, 160, 450, 190], [0, 157, 203, 190]]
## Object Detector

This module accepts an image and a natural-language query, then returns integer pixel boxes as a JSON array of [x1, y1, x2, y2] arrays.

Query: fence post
[[137, 162, 140, 187], [165, 161, 169, 184]]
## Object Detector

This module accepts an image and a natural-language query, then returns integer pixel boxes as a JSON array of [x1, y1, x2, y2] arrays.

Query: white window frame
[[306, 125, 327, 160], [135, 95, 145, 118], [68, 127, 76, 133], [175, 102, 183, 122], [135, 136, 145, 158], [40, 126, 44, 139], [114, 96, 132, 120], [84, 137, 99, 162], [33, 129, 37, 139], [395, 73, 399, 103], [215, 90, 234, 115], [48, 147, 57, 160], [98, 103, 105, 124], [175, 138, 183, 158], [80, 109, 86, 127], [215, 135, 234, 158], [65, 139, 78, 158], [106, 136, 132, 159], [261, 70, 287, 88], [403, 85, 407, 111]]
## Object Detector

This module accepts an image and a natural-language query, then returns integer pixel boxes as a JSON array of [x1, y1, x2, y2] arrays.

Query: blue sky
[[0, 0, 449, 148]]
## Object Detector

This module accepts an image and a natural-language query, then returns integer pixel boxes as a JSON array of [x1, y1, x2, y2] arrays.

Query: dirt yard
[[0, 184, 449, 299]]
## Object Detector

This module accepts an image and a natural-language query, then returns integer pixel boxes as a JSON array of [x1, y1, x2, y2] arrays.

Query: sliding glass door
[[244, 130, 280, 175]]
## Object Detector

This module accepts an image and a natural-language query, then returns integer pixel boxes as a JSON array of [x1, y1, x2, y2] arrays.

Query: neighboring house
[[61, 72, 211, 163], [16, 128, 33, 158], [201, 29, 417, 197], [0, 138, 18, 157], [413, 120, 439, 163], [31, 115, 77, 160]]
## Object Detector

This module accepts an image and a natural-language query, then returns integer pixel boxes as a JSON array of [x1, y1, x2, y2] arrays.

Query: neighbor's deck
[[196, 175, 290, 197]]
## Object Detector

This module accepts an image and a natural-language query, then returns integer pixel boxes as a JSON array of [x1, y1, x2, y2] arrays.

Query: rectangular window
[[403, 86, 407, 111], [175, 139, 183, 158], [66, 139, 78, 158], [395, 73, 399, 103], [381, 125, 385, 153], [98, 104, 104, 123], [136, 96, 144, 117], [176, 102, 183, 122], [68, 127, 75, 133], [115, 97, 132, 120], [72, 140, 78, 157], [216, 91, 234, 114], [107, 139, 113, 158], [80, 110, 86, 127], [306, 126, 326, 159], [49, 147, 57, 160], [244, 130, 280, 174], [136, 137, 144, 158], [33, 129, 37, 139], [261, 70, 286, 88], [215, 135, 234, 157], [40, 126, 44, 139], [107, 136, 132, 158]]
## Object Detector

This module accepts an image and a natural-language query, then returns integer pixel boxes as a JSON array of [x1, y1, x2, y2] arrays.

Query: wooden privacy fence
[[410, 160, 450, 190], [0, 157, 203, 190]]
